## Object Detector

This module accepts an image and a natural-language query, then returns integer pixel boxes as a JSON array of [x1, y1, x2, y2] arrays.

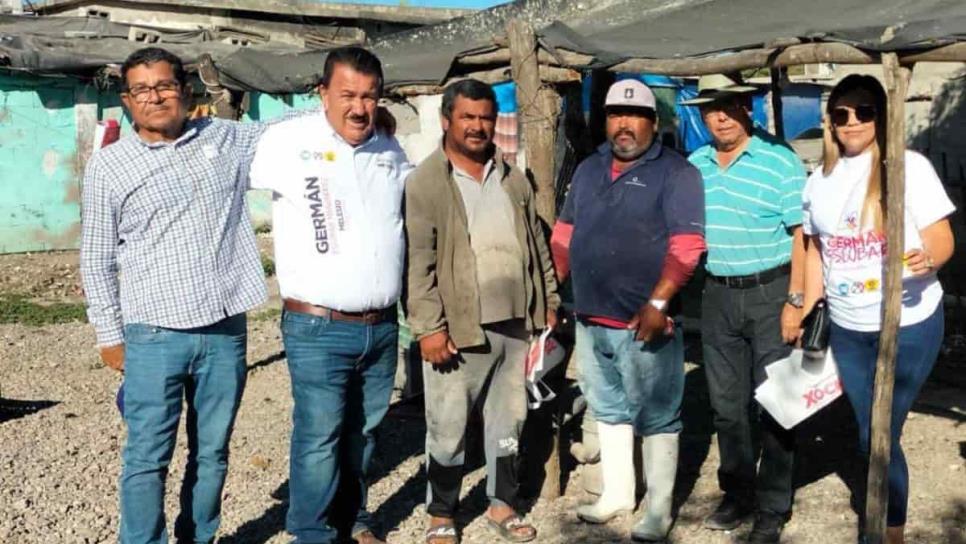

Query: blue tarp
[[491, 81, 517, 113], [575, 72, 822, 153], [780, 83, 823, 140]]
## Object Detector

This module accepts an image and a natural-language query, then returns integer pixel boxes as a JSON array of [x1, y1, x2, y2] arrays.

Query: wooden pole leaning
[[770, 66, 786, 139], [197, 54, 238, 120], [508, 17, 564, 500], [864, 51, 911, 544]]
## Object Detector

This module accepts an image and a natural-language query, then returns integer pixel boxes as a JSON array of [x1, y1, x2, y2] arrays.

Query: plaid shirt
[[80, 117, 267, 346]]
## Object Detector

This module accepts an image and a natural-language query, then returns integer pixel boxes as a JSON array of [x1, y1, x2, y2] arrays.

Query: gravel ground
[[0, 249, 964, 543]]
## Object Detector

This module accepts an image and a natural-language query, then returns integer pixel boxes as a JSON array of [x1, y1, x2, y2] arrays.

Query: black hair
[[120, 47, 187, 90], [321, 46, 384, 94], [441, 79, 497, 120]]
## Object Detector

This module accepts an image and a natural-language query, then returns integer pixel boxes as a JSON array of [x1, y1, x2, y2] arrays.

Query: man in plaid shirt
[[80, 47, 265, 543]]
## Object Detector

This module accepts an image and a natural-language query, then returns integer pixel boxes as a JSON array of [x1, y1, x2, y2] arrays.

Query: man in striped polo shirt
[[682, 74, 807, 544]]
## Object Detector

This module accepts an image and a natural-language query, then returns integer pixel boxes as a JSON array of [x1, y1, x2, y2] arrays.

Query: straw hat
[[678, 73, 758, 105]]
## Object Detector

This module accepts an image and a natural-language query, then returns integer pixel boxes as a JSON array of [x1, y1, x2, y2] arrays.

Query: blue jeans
[[830, 302, 943, 527], [281, 310, 398, 543], [575, 319, 684, 435], [120, 314, 248, 544]]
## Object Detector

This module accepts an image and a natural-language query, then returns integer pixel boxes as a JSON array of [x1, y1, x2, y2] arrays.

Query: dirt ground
[[0, 249, 964, 543]]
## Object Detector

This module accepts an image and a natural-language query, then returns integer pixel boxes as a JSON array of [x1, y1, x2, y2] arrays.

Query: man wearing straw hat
[[681, 73, 807, 543]]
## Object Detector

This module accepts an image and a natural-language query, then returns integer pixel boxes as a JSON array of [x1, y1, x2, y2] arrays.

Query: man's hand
[[99, 344, 125, 372], [627, 303, 668, 343], [419, 331, 458, 365], [781, 303, 803, 345], [546, 308, 559, 330]]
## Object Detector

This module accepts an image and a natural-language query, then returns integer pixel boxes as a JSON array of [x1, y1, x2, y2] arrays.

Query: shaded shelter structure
[[366, 3, 966, 538], [0, 4, 465, 252], [1, 4, 964, 537]]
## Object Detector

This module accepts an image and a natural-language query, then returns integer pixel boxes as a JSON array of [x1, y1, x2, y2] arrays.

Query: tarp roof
[[2, 0, 965, 93], [0, 15, 330, 93], [371, 0, 966, 87]]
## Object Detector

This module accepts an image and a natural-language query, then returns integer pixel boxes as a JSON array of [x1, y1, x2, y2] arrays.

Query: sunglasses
[[830, 104, 876, 127]]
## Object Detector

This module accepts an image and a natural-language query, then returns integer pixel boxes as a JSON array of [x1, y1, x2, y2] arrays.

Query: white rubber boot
[[576, 422, 635, 524], [632, 433, 679, 541]]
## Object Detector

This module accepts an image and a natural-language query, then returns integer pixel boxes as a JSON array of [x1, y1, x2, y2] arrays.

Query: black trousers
[[701, 273, 796, 514]]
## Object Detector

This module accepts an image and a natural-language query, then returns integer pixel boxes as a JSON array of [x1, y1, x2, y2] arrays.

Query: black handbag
[[800, 298, 831, 352]]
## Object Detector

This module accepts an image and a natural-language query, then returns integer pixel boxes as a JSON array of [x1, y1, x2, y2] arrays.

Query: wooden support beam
[[458, 46, 595, 68], [587, 69, 614, 148], [197, 54, 238, 120], [463, 65, 580, 86], [509, 18, 560, 226], [611, 42, 876, 75], [899, 42, 966, 63], [864, 51, 911, 544], [509, 16, 563, 500], [387, 66, 579, 97], [770, 66, 785, 139]]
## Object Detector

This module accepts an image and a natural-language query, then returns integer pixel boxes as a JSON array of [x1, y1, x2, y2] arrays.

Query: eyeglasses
[[830, 104, 876, 127], [123, 81, 182, 103]]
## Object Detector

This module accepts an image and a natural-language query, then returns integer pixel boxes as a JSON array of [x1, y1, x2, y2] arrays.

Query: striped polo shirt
[[689, 129, 806, 277]]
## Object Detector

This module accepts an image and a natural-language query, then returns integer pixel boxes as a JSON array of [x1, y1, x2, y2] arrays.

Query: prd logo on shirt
[[843, 211, 859, 231], [836, 278, 881, 297], [300, 150, 337, 162]]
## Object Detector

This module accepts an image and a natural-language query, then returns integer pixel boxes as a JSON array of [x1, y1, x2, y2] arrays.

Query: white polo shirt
[[249, 111, 412, 311]]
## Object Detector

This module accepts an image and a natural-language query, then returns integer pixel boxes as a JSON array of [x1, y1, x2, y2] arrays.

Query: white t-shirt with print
[[249, 111, 413, 311], [802, 150, 954, 331]]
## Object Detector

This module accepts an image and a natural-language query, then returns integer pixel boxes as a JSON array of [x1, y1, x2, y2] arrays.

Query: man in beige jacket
[[405, 78, 559, 544]]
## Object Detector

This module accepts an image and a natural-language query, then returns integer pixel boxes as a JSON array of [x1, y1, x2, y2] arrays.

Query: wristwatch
[[648, 299, 668, 312], [786, 292, 805, 309]]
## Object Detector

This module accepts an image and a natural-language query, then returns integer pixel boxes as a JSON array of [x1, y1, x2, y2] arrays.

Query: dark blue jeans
[[120, 314, 248, 544], [281, 310, 398, 544], [701, 275, 796, 514], [830, 302, 943, 527]]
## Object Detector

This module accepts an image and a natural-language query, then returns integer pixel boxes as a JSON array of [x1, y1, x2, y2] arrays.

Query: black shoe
[[703, 495, 753, 530], [747, 510, 790, 543]]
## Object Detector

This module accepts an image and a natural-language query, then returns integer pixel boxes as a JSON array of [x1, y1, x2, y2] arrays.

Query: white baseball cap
[[605, 79, 656, 110]]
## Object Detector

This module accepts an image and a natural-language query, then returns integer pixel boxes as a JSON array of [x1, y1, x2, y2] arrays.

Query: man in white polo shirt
[[248, 46, 411, 544]]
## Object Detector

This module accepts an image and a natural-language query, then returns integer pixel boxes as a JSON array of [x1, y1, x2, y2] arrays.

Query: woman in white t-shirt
[[802, 74, 955, 543]]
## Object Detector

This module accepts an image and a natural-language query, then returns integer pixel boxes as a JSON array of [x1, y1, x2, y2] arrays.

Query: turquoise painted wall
[[242, 91, 319, 225], [0, 70, 317, 254], [0, 73, 83, 253]]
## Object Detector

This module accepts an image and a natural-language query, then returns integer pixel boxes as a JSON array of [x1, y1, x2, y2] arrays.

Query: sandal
[[486, 513, 537, 543], [425, 520, 459, 544]]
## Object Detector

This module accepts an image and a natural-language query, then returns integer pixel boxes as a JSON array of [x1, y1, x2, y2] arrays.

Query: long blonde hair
[[821, 75, 888, 233]]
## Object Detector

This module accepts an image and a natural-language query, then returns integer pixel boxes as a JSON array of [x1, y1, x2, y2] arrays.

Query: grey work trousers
[[422, 319, 529, 517]]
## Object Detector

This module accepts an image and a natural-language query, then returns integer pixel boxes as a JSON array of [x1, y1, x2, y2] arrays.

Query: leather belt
[[283, 298, 396, 324], [707, 263, 791, 289]]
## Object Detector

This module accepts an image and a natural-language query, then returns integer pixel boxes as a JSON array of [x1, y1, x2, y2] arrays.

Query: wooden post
[[508, 17, 560, 226], [508, 17, 563, 499], [864, 52, 910, 544], [587, 69, 615, 148], [770, 66, 786, 139], [197, 54, 238, 120]]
